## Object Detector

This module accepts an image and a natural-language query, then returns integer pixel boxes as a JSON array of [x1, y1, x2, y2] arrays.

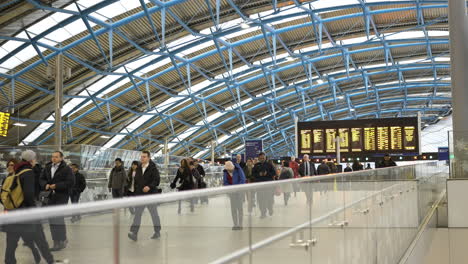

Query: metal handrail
[[0, 161, 438, 225]]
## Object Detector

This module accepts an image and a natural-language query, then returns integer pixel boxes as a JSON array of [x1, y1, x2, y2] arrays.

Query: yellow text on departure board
[[0, 112, 10, 137]]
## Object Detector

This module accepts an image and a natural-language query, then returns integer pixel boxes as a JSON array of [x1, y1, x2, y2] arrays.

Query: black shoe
[[151, 232, 160, 239], [128, 232, 137, 242], [50, 241, 66, 251]]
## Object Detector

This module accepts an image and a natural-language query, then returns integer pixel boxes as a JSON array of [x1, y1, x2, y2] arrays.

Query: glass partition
[[0, 161, 448, 263]]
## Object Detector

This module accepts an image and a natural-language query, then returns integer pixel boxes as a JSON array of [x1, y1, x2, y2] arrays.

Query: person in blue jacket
[[223, 161, 246, 230]]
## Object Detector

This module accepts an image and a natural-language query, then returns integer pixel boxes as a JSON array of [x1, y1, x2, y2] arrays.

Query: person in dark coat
[[223, 161, 246, 230], [39, 151, 74, 252], [344, 163, 353, 172], [194, 159, 208, 204], [252, 152, 276, 218], [299, 154, 317, 177], [128, 151, 162, 242], [108, 158, 126, 198], [70, 164, 87, 223], [170, 159, 200, 214], [32, 163, 43, 200], [352, 160, 364, 171], [317, 161, 331, 175], [4, 150, 55, 264], [235, 154, 246, 169], [378, 154, 397, 168]]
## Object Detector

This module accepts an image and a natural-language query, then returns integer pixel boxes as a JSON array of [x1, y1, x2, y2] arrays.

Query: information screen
[[390, 126, 403, 150], [325, 129, 337, 152], [339, 128, 349, 152], [313, 129, 324, 153], [404, 126, 416, 150], [0, 112, 10, 137], [364, 127, 376, 151], [377, 127, 389, 151], [297, 117, 420, 155], [300, 130, 311, 154], [351, 128, 363, 152]]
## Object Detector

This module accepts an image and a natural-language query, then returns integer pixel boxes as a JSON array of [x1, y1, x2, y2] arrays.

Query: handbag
[[38, 190, 53, 206]]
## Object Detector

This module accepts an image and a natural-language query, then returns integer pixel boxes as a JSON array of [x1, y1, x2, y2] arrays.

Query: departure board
[[0, 112, 10, 137], [313, 129, 324, 153], [377, 127, 389, 150], [364, 127, 376, 151], [351, 128, 363, 152], [338, 128, 349, 152], [297, 117, 420, 155], [404, 126, 416, 150], [325, 129, 337, 152], [300, 130, 311, 154], [390, 126, 403, 150]]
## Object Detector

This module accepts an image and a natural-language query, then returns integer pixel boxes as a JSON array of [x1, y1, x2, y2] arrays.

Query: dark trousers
[[283, 192, 290, 205], [130, 204, 161, 235], [70, 192, 81, 204], [112, 189, 124, 198], [177, 199, 195, 213], [5, 225, 53, 264], [229, 193, 244, 227], [49, 197, 68, 242], [257, 189, 274, 216]]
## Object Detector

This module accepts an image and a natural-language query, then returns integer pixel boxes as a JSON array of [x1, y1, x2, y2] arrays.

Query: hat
[[224, 161, 235, 171]]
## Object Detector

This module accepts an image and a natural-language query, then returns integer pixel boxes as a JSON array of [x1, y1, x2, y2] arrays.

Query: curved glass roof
[[0, 0, 452, 158]]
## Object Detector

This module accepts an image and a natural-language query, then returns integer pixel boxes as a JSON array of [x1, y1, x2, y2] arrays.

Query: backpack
[[1, 169, 31, 210]]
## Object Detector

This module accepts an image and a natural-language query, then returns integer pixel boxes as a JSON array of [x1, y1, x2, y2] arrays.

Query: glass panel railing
[[0, 161, 448, 264]]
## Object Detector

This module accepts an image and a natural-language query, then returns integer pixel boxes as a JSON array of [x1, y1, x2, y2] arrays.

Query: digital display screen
[[377, 127, 389, 150], [300, 130, 311, 154], [390, 126, 403, 150], [297, 117, 420, 155], [0, 112, 10, 137], [364, 127, 376, 151], [351, 128, 363, 152], [326, 129, 337, 152], [338, 128, 349, 152], [313, 129, 324, 153], [404, 126, 416, 150]]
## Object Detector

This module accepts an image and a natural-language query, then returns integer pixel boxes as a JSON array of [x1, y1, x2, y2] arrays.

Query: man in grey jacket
[[108, 158, 127, 198]]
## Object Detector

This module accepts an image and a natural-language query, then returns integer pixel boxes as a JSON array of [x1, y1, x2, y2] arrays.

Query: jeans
[[5, 224, 53, 264], [229, 193, 244, 227], [130, 204, 161, 235]]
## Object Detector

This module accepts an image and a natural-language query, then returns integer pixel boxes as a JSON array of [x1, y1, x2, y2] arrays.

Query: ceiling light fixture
[[317, 79, 324, 84], [100, 135, 111, 139], [240, 23, 250, 29], [13, 123, 27, 127]]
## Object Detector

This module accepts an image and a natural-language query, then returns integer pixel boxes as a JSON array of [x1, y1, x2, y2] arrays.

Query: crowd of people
[[0, 148, 399, 263]]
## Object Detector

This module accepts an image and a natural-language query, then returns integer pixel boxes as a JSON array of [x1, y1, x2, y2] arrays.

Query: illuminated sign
[[339, 128, 349, 152], [297, 117, 420, 155], [364, 127, 376, 151], [390, 126, 403, 150], [326, 129, 337, 152], [300, 130, 311, 154], [377, 127, 389, 151], [0, 112, 10, 137]]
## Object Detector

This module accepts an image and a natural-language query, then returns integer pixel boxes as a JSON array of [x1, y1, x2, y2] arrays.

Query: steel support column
[[55, 53, 63, 151], [449, 0, 468, 178]]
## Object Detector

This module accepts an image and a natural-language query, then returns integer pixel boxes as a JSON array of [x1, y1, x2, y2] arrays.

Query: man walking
[[252, 152, 276, 218], [39, 151, 74, 251], [108, 158, 127, 198], [128, 151, 162, 241], [299, 155, 317, 205]]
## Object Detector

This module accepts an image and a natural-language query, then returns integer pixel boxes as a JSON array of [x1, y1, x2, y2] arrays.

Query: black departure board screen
[[297, 117, 420, 155], [0, 112, 10, 137], [351, 128, 363, 152], [313, 129, 324, 153], [339, 128, 349, 152]]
